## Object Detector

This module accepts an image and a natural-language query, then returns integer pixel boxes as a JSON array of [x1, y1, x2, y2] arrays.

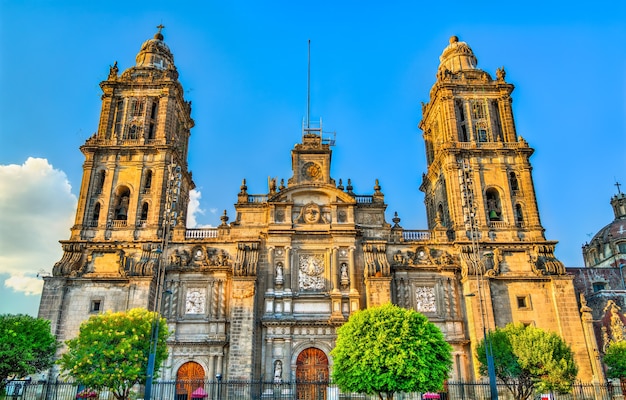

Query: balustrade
[[186, 228, 219, 239]]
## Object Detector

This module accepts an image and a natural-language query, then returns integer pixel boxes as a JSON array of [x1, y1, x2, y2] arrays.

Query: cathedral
[[38, 30, 600, 385]]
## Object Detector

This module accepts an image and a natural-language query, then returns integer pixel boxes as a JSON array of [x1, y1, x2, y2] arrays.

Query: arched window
[[95, 170, 106, 194], [509, 172, 519, 192], [140, 202, 149, 221], [143, 170, 153, 193], [114, 187, 131, 221], [91, 203, 100, 227], [485, 188, 502, 221], [515, 203, 524, 226]]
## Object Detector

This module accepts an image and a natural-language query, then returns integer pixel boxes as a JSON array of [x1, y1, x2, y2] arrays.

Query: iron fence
[[1, 380, 624, 400]]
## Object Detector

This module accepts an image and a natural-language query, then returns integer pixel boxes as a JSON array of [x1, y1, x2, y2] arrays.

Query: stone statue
[[108, 61, 118, 80], [496, 66, 506, 81], [273, 360, 283, 383]]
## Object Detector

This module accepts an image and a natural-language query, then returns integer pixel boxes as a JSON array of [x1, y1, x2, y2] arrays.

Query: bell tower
[[71, 26, 194, 244], [419, 36, 545, 245]]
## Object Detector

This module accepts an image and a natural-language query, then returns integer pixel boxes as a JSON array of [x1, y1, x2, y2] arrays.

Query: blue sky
[[1, 1, 625, 316]]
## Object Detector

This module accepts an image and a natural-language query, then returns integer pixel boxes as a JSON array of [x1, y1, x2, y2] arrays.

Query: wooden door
[[296, 348, 329, 400], [176, 362, 205, 400]]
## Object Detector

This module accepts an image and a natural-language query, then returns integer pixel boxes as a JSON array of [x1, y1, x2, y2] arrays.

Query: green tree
[[604, 341, 626, 394], [330, 303, 452, 400], [476, 323, 578, 400], [58, 308, 169, 400], [0, 314, 57, 391]]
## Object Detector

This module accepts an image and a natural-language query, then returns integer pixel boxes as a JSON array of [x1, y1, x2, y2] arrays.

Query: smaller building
[[568, 188, 626, 379]]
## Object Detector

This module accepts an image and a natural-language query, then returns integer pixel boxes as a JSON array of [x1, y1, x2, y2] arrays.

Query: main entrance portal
[[176, 361, 205, 400], [296, 348, 329, 400]]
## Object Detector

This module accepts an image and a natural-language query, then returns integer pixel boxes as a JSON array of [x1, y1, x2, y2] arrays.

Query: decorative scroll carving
[[170, 249, 191, 267], [415, 286, 437, 313], [298, 254, 325, 291], [393, 247, 456, 268], [530, 245, 565, 276], [460, 246, 499, 278], [363, 243, 390, 277], [130, 244, 160, 276], [52, 243, 86, 276], [233, 242, 259, 276]]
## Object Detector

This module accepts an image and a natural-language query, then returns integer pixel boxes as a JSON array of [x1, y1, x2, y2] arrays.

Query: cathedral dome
[[583, 192, 626, 268], [135, 27, 174, 70], [438, 36, 478, 75]]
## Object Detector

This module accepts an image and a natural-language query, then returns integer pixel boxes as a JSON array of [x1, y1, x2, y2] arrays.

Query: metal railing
[[2, 380, 622, 400]]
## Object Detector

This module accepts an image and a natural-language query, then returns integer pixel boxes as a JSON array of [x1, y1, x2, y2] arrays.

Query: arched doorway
[[176, 361, 205, 400], [296, 348, 329, 400]]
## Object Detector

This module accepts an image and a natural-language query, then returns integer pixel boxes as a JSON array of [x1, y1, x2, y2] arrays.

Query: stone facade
[[39, 31, 597, 384]]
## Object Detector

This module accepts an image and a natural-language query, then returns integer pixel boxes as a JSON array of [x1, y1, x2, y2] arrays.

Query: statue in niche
[[273, 360, 283, 383], [340, 262, 349, 288], [275, 262, 284, 285]]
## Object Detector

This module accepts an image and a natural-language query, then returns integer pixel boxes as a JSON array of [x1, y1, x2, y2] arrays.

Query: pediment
[[270, 185, 356, 206]]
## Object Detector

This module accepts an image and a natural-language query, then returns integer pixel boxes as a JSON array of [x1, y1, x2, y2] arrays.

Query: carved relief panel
[[185, 288, 206, 314], [298, 253, 326, 291]]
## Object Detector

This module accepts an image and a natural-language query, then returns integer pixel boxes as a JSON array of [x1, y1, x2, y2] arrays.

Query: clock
[[302, 162, 321, 180]]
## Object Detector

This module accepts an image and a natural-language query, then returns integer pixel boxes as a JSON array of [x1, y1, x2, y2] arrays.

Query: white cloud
[[186, 188, 215, 228], [186, 188, 205, 228], [0, 158, 77, 295]]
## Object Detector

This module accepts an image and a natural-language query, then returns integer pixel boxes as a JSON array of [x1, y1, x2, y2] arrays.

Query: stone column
[[332, 247, 339, 292], [349, 247, 356, 293], [268, 247, 275, 291], [226, 277, 256, 381], [208, 354, 216, 381], [348, 246, 360, 313], [285, 247, 292, 291], [330, 247, 343, 320], [265, 337, 274, 382], [283, 247, 292, 314]]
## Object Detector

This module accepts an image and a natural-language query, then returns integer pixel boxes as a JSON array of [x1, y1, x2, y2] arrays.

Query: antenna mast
[[307, 39, 311, 129]]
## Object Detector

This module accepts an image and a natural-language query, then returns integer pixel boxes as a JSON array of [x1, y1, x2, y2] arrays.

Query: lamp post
[[459, 159, 498, 400], [475, 254, 498, 400], [145, 162, 182, 400]]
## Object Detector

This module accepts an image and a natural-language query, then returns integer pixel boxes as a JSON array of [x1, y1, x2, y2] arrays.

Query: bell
[[489, 210, 499, 220]]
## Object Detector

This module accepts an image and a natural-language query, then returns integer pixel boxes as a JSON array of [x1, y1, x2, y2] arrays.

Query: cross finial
[[157, 24, 165, 34], [615, 181, 622, 194]]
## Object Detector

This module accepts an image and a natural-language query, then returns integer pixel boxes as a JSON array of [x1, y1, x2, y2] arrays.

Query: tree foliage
[[604, 341, 626, 379], [604, 340, 626, 394], [476, 323, 578, 400], [330, 303, 452, 400], [58, 308, 169, 400], [0, 314, 57, 390]]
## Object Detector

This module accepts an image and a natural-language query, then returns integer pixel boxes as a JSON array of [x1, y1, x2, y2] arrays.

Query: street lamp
[[145, 163, 182, 400]]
